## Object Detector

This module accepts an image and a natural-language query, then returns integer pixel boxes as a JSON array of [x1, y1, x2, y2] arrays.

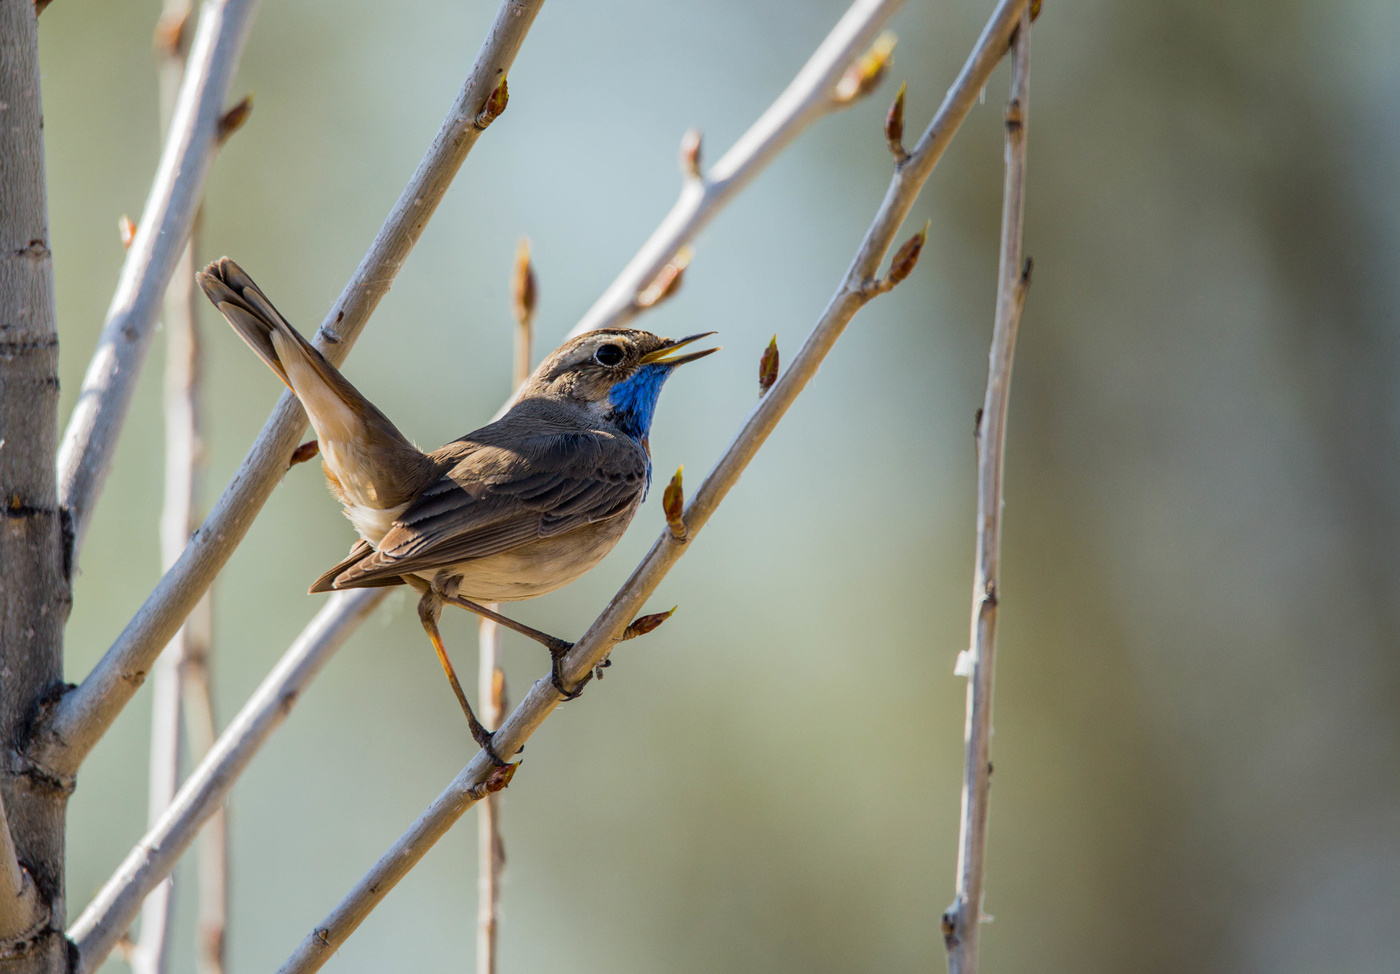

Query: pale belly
[[417, 505, 637, 603]]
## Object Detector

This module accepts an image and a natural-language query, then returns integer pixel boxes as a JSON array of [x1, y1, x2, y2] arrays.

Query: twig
[[278, 4, 1030, 968], [476, 239, 534, 974], [67, 591, 386, 974], [63, 0, 916, 949], [28, 0, 547, 784], [54, 0, 259, 563], [181, 596, 226, 974], [566, 0, 903, 338], [941, 11, 1031, 974], [130, 3, 220, 971]]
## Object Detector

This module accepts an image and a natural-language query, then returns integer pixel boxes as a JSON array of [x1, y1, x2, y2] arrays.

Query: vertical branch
[[0, 0, 69, 968], [476, 239, 534, 974], [942, 10, 1032, 974], [132, 1, 229, 971]]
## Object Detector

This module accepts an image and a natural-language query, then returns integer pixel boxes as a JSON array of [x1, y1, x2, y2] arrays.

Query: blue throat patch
[[608, 364, 675, 484]]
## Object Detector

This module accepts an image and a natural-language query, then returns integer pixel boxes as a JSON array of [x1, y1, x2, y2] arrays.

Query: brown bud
[[35, 0, 54, 15], [834, 31, 896, 103], [885, 221, 929, 287], [1031, 0, 1043, 21], [478, 75, 509, 128], [885, 81, 907, 160], [636, 247, 692, 309], [118, 215, 137, 251], [622, 606, 677, 641], [469, 761, 518, 798], [662, 466, 685, 538], [758, 335, 779, 397], [290, 440, 320, 466], [511, 237, 536, 327], [153, 9, 191, 57], [216, 95, 253, 146], [679, 127, 703, 180]]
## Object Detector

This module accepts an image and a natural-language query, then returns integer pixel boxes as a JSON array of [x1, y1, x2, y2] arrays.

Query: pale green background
[[36, 0, 1400, 971]]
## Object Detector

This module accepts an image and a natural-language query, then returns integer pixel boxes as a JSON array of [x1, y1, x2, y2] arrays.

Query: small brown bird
[[198, 257, 717, 762]]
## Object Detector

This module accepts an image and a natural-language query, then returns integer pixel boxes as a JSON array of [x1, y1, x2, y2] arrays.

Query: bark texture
[[0, 1, 72, 970]]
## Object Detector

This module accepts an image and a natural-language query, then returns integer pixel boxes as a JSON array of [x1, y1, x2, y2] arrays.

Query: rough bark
[[0, 1, 72, 970]]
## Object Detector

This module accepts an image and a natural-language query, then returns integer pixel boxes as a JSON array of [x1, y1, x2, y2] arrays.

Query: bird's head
[[522, 329, 719, 441]]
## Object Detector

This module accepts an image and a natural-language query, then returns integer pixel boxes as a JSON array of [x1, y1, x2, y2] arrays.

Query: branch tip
[[216, 95, 253, 146], [511, 237, 537, 328], [679, 127, 703, 180], [621, 606, 677, 641], [662, 467, 685, 539], [118, 215, 137, 251], [834, 30, 896, 104], [758, 335, 779, 397], [885, 81, 907, 160]]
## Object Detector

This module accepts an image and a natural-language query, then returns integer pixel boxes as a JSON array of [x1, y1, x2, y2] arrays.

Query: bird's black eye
[[593, 343, 625, 367]]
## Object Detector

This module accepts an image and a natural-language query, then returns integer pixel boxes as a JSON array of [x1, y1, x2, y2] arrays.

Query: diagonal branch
[[567, 0, 904, 339], [67, 590, 385, 974], [28, 0, 547, 784], [55, 0, 259, 562], [942, 10, 1031, 973], [278, 3, 1030, 969], [63, 0, 912, 952]]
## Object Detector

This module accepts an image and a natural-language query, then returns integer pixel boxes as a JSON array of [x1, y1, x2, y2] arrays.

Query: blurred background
[[36, 0, 1400, 970]]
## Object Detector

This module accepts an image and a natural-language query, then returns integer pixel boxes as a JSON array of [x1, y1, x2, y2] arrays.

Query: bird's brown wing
[[323, 428, 648, 590]]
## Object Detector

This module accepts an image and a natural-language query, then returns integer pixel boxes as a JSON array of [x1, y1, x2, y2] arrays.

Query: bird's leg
[[416, 589, 508, 766], [441, 595, 590, 701]]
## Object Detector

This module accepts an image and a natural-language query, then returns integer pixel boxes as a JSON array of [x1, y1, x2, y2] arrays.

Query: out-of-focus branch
[[28, 0, 547, 784], [130, 3, 223, 971], [941, 11, 1031, 974], [476, 240, 534, 974], [278, 4, 1030, 968], [67, 591, 386, 974], [54, 0, 258, 562]]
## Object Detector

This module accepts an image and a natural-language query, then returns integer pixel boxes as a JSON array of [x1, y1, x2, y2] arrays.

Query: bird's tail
[[197, 257, 434, 517]]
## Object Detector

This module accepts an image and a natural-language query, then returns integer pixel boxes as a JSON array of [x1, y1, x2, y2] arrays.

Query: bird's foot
[[471, 721, 511, 768], [550, 643, 590, 701]]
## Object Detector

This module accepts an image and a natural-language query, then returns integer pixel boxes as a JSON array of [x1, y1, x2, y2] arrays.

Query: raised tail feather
[[197, 257, 440, 549]]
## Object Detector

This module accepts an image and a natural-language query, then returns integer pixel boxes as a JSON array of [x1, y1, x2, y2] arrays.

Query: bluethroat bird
[[197, 257, 717, 763]]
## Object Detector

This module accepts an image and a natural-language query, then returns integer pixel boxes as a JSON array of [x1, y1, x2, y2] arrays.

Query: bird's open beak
[[639, 332, 720, 367]]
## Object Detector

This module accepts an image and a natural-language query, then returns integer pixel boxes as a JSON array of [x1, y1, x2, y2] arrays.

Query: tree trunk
[[0, 1, 72, 970]]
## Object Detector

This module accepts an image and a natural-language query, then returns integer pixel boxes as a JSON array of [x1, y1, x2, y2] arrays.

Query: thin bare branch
[[942, 11, 1031, 972], [28, 0, 547, 783], [64, 0, 924, 950], [566, 0, 905, 339], [67, 591, 386, 974], [55, 0, 259, 562], [132, 0, 219, 968], [279, 4, 1030, 968]]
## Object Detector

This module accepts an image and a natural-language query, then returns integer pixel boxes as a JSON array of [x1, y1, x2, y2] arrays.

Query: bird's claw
[[550, 645, 591, 701]]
